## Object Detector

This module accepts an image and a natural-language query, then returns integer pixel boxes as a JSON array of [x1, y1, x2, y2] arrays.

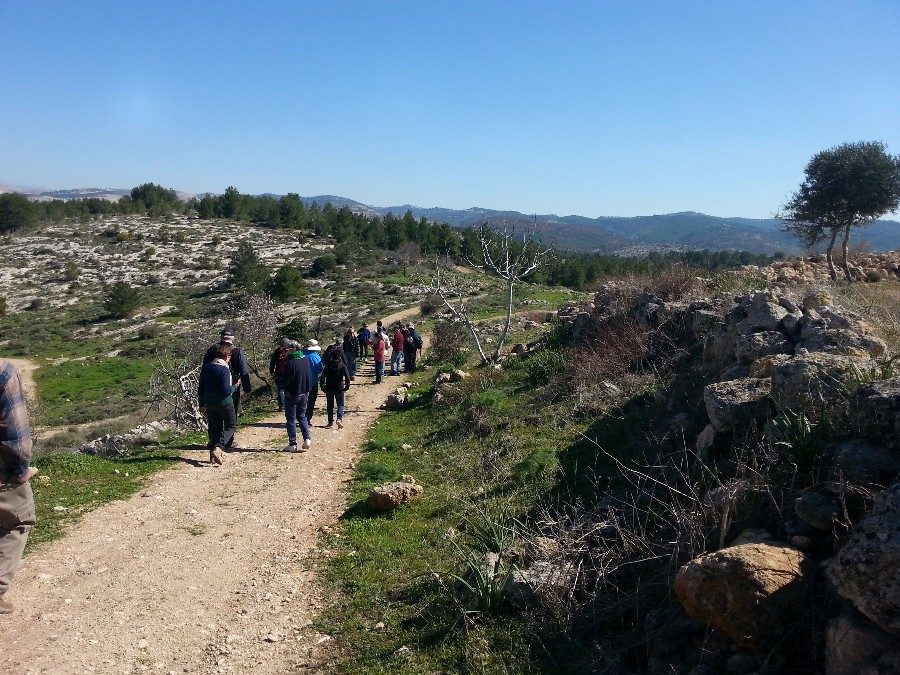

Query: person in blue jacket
[[301, 339, 323, 424], [197, 345, 236, 465]]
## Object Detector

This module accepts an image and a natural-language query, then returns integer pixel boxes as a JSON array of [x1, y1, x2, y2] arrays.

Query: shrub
[[428, 319, 469, 366], [524, 350, 565, 387], [103, 282, 141, 319], [137, 324, 160, 340]]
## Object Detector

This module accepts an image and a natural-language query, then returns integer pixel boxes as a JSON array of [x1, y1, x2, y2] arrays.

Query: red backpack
[[274, 347, 288, 375]]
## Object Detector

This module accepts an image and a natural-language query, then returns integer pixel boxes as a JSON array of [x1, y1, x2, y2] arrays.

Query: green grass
[[35, 356, 155, 425], [318, 360, 598, 672], [26, 449, 181, 550]]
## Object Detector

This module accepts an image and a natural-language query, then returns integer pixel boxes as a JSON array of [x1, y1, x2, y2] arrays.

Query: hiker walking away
[[320, 345, 351, 429], [0, 359, 38, 616], [390, 322, 405, 376], [323, 335, 345, 366], [281, 341, 314, 452], [375, 320, 388, 339], [357, 323, 372, 362], [301, 339, 323, 425], [204, 329, 251, 428], [403, 322, 423, 373], [268, 338, 291, 412], [197, 345, 236, 465], [372, 331, 386, 384], [342, 327, 359, 380]]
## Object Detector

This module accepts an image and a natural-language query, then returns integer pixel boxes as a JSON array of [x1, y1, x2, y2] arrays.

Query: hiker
[[197, 345, 235, 465], [281, 340, 314, 452], [390, 322, 405, 375], [342, 327, 359, 380], [320, 344, 351, 429], [357, 323, 372, 362], [372, 331, 386, 384], [403, 323, 423, 373], [323, 335, 345, 365], [0, 359, 38, 616], [375, 320, 388, 338], [301, 339, 323, 424], [204, 328, 251, 426], [268, 338, 291, 412]]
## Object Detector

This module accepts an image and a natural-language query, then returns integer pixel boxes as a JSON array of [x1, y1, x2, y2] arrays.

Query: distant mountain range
[[3, 185, 898, 255]]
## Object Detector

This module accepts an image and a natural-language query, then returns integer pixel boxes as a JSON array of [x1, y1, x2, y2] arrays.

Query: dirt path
[[0, 346, 418, 674]]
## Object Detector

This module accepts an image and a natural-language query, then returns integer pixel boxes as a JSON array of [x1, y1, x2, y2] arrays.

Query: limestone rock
[[674, 543, 812, 653], [703, 378, 772, 433], [831, 438, 900, 485], [826, 481, 900, 635], [795, 492, 841, 531], [771, 352, 870, 411], [733, 331, 793, 365], [826, 610, 900, 675], [852, 378, 900, 449], [367, 481, 424, 513]]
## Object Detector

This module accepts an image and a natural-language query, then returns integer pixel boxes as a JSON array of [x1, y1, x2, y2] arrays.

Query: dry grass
[[831, 280, 900, 353]]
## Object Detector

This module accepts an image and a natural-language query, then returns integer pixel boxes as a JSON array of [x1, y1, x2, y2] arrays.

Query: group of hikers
[[196, 320, 423, 464]]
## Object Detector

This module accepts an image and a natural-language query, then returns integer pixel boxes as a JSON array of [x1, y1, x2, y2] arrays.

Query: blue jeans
[[284, 393, 310, 445], [347, 356, 358, 378], [326, 390, 345, 425], [374, 360, 384, 383], [275, 376, 285, 410], [390, 350, 402, 375]]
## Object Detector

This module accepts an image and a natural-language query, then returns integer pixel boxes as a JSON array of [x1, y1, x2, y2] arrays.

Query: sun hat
[[304, 339, 321, 351]]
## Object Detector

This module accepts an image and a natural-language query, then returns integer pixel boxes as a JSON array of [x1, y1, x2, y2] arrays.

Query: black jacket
[[282, 352, 314, 397]]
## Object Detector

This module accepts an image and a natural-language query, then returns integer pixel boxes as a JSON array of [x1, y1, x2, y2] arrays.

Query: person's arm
[[236, 349, 252, 395], [342, 365, 351, 390]]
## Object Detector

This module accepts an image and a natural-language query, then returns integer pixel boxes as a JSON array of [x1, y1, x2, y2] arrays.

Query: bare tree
[[223, 293, 283, 394], [396, 241, 421, 276], [148, 293, 283, 429], [422, 257, 491, 365], [469, 224, 553, 360], [147, 324, 211, 431]]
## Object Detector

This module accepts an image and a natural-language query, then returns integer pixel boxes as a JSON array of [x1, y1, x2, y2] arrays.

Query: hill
[[5, 184, 899, 254]]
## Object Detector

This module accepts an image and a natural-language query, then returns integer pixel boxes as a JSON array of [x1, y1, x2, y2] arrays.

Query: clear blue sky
[[2, 1, 898, 219]]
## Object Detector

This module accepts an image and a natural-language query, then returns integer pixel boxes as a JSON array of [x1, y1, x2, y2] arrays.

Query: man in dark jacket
[[281, 341, 314, 452], [204, 328, 252, 422], [268, 338, 291, 412]]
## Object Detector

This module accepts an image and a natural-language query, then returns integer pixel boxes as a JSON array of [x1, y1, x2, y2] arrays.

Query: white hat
[[304, 339, 321, 352]]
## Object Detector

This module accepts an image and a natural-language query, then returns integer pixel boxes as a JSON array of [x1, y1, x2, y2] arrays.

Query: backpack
[[274, 347, 288, 375], [413, 333, 423, 349]]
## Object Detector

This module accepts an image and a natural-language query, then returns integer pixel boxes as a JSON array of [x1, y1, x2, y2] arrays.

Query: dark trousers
[[206, 403, 236, 450], [404, 349, 417, 372], [306, 387, 318, 423]]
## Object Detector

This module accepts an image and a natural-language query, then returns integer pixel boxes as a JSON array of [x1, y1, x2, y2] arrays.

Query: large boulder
[[703, 378, 772, 433], [674, 543, 812, 653], [826, 610, 900, 675], [825, 481, 900, 635], [771, 352, 870, 411], [798, 328, 888, 359], [733, 331, 793, 365], [851, 377, 900, 449], [831, 438, 900, 485], [367, 481, 424, 513]]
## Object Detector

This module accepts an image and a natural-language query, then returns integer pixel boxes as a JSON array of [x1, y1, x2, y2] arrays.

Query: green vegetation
[[35, 357, 155, 425]]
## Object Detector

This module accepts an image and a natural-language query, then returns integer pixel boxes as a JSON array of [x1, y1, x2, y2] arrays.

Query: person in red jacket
[[390, 322, 405, 375], [372, 332, 386, 383]]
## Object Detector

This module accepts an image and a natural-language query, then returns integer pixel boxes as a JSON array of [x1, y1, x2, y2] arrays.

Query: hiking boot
[[210, 448, 224, 465], [336, 419, 344, 429], [282, 444, 297, 453], [0, 597, 14, 615], [301, 438, 311, 450]]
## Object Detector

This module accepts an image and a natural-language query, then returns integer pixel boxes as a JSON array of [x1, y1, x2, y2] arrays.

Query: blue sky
[[2, 1, 898, 219]]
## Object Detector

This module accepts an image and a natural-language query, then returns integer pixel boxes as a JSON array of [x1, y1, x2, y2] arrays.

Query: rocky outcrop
[[674, 543, 812, 653], [851, 377, 900, 449], [826, 481, 900, 636]]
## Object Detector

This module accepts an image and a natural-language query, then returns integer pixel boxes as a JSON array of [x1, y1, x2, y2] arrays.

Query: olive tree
[[778, 141, 900, 281]]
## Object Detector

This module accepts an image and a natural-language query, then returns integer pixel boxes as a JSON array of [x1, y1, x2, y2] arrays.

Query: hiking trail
[[0, 319, 421, 675]]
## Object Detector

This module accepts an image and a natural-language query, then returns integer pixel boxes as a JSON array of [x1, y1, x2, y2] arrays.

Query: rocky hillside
[[547, 264, 900, 672]]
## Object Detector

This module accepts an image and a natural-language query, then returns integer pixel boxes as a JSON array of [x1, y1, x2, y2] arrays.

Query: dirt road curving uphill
[[0, 343, 418, 674]]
